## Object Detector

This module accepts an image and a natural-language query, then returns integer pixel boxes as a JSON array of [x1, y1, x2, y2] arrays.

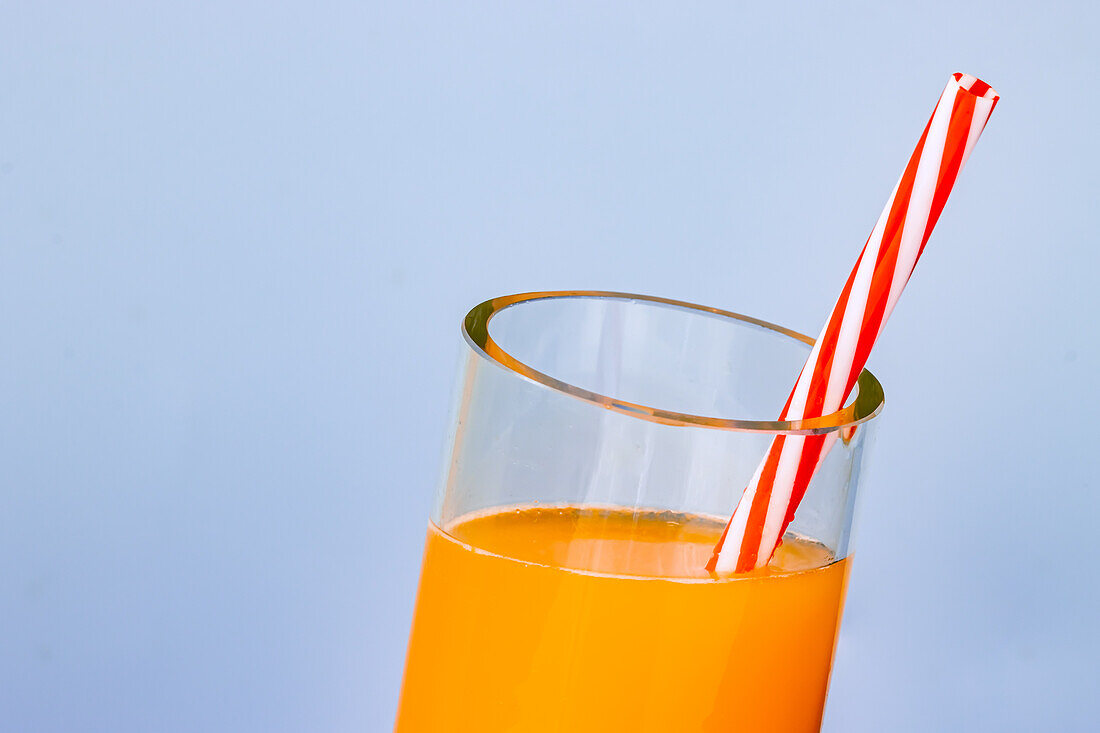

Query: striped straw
[[708, 73, 999, 574]]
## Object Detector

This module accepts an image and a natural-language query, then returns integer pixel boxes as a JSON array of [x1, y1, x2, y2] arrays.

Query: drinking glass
[[395, 291, 884, 733]]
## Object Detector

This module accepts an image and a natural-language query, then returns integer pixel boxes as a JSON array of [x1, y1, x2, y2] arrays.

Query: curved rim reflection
[[463, 291, 884, 435]]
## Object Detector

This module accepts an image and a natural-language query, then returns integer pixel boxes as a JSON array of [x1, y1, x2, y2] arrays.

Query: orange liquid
[[395, 507, 850, 733]]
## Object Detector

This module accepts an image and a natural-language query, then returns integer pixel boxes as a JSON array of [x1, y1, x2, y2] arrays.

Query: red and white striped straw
[[708, 73, 999, 574]]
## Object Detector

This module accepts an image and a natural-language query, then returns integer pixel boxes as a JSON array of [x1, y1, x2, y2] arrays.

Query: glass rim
[[462, 290, 885, 435]]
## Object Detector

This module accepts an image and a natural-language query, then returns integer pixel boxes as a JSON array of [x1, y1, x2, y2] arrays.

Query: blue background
[[3, 2, 1097, 731]]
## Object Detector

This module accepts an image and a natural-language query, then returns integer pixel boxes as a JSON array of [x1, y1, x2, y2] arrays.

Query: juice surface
[[395, 506, 850, 733]]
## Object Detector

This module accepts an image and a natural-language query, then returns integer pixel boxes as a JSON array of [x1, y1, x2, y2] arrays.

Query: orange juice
[[395, 506, 850, 732]]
